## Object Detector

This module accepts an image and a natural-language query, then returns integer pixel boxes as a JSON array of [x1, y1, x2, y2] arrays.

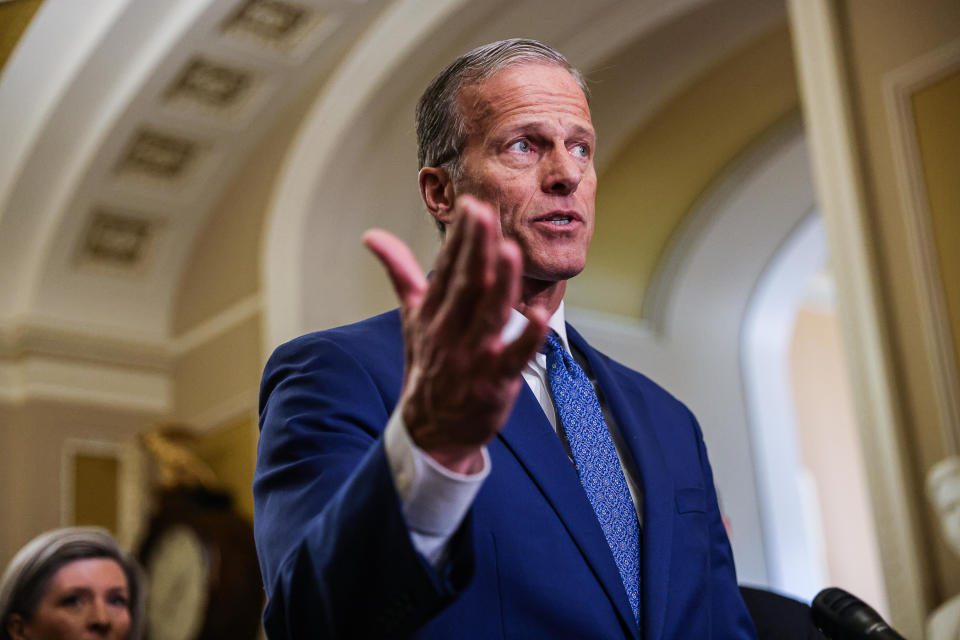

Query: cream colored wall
[[837, 0, 960, 603], [173, 316, 261, 425], [0, 402, 157, 565], [791, 308, 887, 611], [568, 26, 798, 317], [193, 413, 259, 521], [912, 70, 960, 398]]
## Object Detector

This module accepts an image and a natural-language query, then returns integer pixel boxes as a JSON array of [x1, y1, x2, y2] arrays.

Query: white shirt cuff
[[383, 408, 491, 566]]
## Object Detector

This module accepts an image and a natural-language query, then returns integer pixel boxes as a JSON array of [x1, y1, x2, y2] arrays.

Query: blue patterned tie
[[543, 332, 641, 625]]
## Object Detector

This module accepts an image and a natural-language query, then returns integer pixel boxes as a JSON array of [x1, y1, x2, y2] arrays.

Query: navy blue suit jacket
[[254, 310, 756, 639]]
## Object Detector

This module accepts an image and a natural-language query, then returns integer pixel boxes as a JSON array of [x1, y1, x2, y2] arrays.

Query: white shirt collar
[[501, 300, 570, 354]]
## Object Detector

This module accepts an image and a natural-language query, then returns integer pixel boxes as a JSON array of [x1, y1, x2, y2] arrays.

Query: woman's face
[[8, 558, 131, 640]]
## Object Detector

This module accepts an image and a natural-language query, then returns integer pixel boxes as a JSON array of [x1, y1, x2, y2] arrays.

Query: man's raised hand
[[363, 196, 548, 474]]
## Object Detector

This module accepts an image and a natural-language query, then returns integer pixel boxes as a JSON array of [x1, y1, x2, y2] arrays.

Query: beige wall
[[0, 401, 157, 565], [837, 0, 960, 603], [193, 412, 259, 522], [791, 308, 887, 611], [912, 70, 960, 392], [170, 314, 261, 521], [569, 26, 798, 318], [172, 316, 262, 425]]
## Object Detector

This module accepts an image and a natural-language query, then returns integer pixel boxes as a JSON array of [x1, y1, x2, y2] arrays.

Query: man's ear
[[418, 166, 456, 226]]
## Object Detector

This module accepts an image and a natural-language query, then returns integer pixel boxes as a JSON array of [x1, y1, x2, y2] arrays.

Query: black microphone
[[811, 587, 907, 639]]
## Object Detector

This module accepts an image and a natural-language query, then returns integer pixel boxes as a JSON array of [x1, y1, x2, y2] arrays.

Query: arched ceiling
[[0, 0, 389, 346], [0, 0, 789, 397]]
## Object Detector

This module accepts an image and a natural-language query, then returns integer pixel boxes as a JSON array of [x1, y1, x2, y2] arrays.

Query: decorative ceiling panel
[[165, 57, 254, 109], [79, 209, 156, 269], [116, 129, 198, 179], [220, 0, 337, 59], [227, 0, 308, 40]]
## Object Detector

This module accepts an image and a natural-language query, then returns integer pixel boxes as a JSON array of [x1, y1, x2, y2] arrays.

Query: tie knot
[[542, 331, 564, 356]]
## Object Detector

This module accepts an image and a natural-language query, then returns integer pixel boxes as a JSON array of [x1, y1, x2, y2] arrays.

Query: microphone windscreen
[[811, 588, 906, 639]]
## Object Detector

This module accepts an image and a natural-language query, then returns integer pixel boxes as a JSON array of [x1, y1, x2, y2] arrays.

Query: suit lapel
[[567, 324, 674, 640], [497, 385, 641, 639]]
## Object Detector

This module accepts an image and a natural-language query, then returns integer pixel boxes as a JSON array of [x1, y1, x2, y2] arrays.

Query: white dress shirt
[[384, 302, 643, 566]]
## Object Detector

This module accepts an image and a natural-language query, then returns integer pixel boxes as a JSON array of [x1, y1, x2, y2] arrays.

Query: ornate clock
[[138, 431, 263, 640]]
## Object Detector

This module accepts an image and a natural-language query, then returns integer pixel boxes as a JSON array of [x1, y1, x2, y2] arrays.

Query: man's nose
[[541, 147, 582, 195]]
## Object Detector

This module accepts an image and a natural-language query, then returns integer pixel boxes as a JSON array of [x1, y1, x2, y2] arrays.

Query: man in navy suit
[[254, 39, 757, 639]]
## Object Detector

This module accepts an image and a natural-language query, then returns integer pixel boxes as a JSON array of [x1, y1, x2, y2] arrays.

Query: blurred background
[[0, 0, 957, 637]]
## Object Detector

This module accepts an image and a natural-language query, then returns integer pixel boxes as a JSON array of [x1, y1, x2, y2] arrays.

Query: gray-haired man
[[254, 39, 756, 639]]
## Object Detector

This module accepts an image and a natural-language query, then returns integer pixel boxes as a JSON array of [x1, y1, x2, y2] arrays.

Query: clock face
[[144, 526, 210, 640]]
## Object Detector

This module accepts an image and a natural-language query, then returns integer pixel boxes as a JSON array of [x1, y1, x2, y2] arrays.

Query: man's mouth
[[536, 211, 581, 227]]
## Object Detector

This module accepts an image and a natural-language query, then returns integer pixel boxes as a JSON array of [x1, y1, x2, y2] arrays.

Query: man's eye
[[508, 140, 531, 153], [59, 596, 81, 608], [570, 143, 589, 158]]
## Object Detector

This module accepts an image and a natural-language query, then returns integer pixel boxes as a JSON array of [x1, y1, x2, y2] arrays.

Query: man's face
[[454, 63, 597, 283]]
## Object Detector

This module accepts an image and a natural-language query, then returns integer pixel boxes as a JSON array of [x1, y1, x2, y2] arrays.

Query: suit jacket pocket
[[675, 487, 706, 514]]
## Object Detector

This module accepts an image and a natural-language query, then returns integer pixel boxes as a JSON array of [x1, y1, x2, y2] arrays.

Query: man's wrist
[[400, 391, 488, 474], [424, 447, 486, 475]]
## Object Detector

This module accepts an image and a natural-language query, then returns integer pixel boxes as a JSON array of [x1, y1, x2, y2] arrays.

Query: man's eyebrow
[[567, 123, 596, 140], [496, 121, 596, 140]]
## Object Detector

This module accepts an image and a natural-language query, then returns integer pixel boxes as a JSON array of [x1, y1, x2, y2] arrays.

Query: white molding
[[0, 293, 262, 409], [883, 39, 960, 456], [0, 315, 173, 371], [0, 355, 171, 413], [60, 438, 147, 550], [787, 0, 927, 633], [0, 291, 263, 366], [170, 293, 262, 356], [179, 385, 259, 431]]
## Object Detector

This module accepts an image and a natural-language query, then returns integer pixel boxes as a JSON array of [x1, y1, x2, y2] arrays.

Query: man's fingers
[[435, 198, 498, 333], [501, 305, 549, 374], [464, 238, 522, 342], [454, 196, 498, 292], [423, 195, 496, 321], [363, 229, 427, 310], [420, 205, 467, 318]]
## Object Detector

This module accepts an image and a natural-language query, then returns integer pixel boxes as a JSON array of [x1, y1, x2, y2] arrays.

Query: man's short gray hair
[[0, 528, 144, 640], [415, 38, 588, 230]]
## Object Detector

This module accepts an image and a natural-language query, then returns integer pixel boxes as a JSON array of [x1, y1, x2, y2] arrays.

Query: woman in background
[[0, 528, 142, 640]]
